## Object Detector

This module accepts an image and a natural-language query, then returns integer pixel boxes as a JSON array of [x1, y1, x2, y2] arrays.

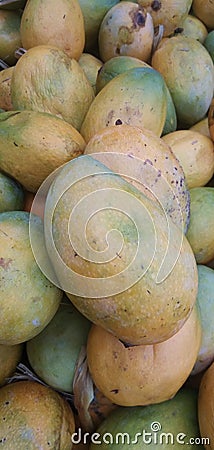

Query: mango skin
[[192, 265, 214, 375], [89, 388, 203, 450], [0, 381, 75, 449], [81, 66, 167, 141], [84, 124, 189, 233], [0, 9, 22, 66], [0, 211, 62, 345], [0, 171, 24, 213], [20, 0, 85, 60], [87, 305, 201, 406], [198, 362, 214, 449], [44, 155, 198, 345], [11, 45, 95, 131], [0, 66, 13, 111], [152, 36, 214, 128], [186, 187, 214, 264], [27, 301, 91, 393], [0, 110, 86, 193], [0, 343, 23, 386], [163, 130, 214, 188]]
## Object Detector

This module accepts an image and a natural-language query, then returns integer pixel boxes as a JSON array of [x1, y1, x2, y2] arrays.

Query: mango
[[163, 130, 214, 188], [98, 2, 154, 62], [0, 211, 62, 344], [152, 36, 214, 128], [0, 171, 24, 212], [81, 66, 167, 141], [192, 265, 214, 375], [27, 300, 91, 393], [41, 155, 198, 345], [198, 362, 214, 449], [0, 343, 23, 386], [0, 381, 75, 448], [0, 110, 86, 193], [87, 305, 201, 406], [186, 187, 214, 264], [84, 124, 190, 232], [0, 66, 13, 111], [21, 0, 85, 60], [192, 0, 214, 30], [78, 0, 120, 53], [137, 0, 193, 37], [0, 9, 21, 66], [11, 45, 95, 131], [89, 388, 203, 449]]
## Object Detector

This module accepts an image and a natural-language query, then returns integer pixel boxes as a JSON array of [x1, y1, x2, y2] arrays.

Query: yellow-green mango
[[89, 388, 203, 450], [0, 110, 86, 193], [0, 211, 62, 345], [192, 265, 214, 375], [81, 66, 167, 142], [186, 187, 214, 264], [26, 300, 91, 393], [43, 155, 198, 345], [0, 172, 24, 212], [152, 36, 214, 128]]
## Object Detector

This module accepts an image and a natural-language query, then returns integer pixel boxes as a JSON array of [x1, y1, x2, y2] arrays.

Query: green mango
[[87, 388, 204, 449], [27, 300, 91, 393], [0, 171, 24, 212]]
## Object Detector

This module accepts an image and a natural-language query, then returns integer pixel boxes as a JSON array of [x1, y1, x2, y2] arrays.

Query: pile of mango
[[0, 0, 214, 448]]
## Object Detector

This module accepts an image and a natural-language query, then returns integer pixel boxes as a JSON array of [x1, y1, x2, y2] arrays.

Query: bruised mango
[[98, 2, 154, 63]]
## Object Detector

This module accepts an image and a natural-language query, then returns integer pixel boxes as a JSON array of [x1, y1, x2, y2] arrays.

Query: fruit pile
[[0, 0, 214, 448]]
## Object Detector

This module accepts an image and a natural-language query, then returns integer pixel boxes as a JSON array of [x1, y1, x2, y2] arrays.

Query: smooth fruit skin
[[152, 36, 214, 128], [89, 388, 203, 449], [192, 0, 214, 30], [198, 361, 214, 449], [78, 0, 120, 53], [78, 53, 102, 94], [0, 9, 22, 65], [0, 343, 23, 386], [177, 14, 208, 43], [163, 130, 214, 189], [186, 187, 214, 264], [192, 265, 214, 375], [27, 301, 91, 393], [87, 305, 201, 406], [0, 211, 62, 345], [81, 66, 167, 141], [0, 66, 13, 111], [0, 172, 24, 213], [0, 110, 86, 193], [0, 381, 75, 449], [45, 156, 198, 345], [20, 0, 85, 60]]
